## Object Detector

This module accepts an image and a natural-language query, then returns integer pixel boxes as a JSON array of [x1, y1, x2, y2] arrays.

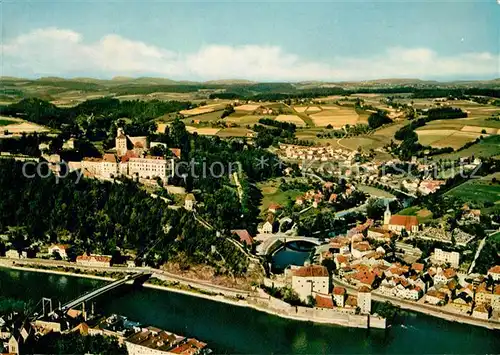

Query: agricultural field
[[446, 173, 500, 208], [179, 103, 226, 116], [309, 106, 359, 128], [275, 114, 307, 127], [257, 179, 303, 212], [293, 106, 309, 113], [434, 135, 500, 160], [234, 104, 262, 112], [225, 114, 266, 126], [185, 126, 221, 135], [182, 110, 224, 123], [357, 185, 395, 198], [0, 117, 51, 135], [156, 123, 169, 134], [372, 123, 406, 140], [416, 129, 483, 149], [337, 136, 385, 151], [397, 206, 434, 223], [216, 127, 253, 138]]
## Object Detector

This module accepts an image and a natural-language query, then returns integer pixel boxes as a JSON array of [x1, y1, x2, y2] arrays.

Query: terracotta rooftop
[[358, 286, 371, 293], [333, 286, 346, 295], [169, 148, 181, 159], [268, 203, 282, 211], [426, 289, 446, 299], [315, 294, 334, 309], [443, 268, 456, 279], [411, 263, 425, 272], [345, 295, 357, 307], [389, 215, 419, 230], [231, 229, 254, 246], [292, 265, 329, 278], [488, 265, 500, 274], [76, 254, 111, 263], [102, 153, 117, 163]]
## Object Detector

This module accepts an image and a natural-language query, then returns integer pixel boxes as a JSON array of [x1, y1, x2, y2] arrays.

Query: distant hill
[[204, 79, 256, 85]]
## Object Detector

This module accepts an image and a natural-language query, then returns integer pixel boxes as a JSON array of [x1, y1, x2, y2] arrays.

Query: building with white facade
[[291, 265, 329, 302], [76, 254, 111, 268], [488, 265, 500, 281], [357, 286, 371, 314], [332, 286, 346, 307], [48, 244, 69, 259], [128, 156, 169, 180], [125, 326, 207, 355], [433, 248, 460, 268]]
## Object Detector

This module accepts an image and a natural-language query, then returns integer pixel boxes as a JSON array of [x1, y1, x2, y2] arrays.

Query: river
[[1, 268, 499, 354]]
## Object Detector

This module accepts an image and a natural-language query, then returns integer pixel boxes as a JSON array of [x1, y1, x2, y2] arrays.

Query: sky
[[1, 0, 499, 81]]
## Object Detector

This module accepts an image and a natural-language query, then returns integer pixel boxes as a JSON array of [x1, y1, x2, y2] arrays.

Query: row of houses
[[285, 264, 372, 315]]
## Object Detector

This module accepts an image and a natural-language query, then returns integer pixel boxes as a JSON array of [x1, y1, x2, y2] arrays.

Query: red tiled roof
[[488, 265, 500, 274], [353, 241, 372, 252], [336, 255, 348, 264], [355, 270, 376, 286], [50, 244, 69, 250], [389, 215, 419, 230], [292, 265, 329, 278], [333, 286, 346, 295], [120, 150, 138, 162], [443, 268, 456, 279], [102, 153, 117, 163], [426, 289, 446, 299], [169, 339, 207, 355], [169, 148, 181, 158], [76, 254, 111, 263], [329, 194, 338, 202], [412, 263, 425, 272], [231, 229, 254, 246], [315, 294, 334, 309], [268, 203, 282, 211], [358, 286, 371, 293]]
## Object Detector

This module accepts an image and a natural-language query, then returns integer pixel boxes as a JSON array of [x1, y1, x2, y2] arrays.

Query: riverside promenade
[[0, 258, 386, 329]]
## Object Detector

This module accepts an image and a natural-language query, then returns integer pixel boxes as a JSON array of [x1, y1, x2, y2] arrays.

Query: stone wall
[[247, 291, 384, 329], [369, 315, 387, 329]]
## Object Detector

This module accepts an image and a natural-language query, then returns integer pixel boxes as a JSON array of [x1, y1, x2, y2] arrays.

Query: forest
[[0, 159, 249, 275]]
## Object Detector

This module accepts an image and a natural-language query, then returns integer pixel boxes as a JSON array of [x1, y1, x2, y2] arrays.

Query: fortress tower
[[115, 128, 128, 157]]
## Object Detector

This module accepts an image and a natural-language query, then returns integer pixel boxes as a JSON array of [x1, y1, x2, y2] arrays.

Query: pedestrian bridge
[[60, 272, 151, 312], [256, 235, 322, 256]]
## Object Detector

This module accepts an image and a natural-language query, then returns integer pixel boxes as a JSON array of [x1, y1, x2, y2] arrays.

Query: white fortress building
[[75, 128, 177, 181]]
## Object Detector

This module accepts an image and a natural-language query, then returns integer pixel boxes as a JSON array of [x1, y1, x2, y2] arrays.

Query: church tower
[[115, 128, 128, 157], [384, 203, 392, 226]]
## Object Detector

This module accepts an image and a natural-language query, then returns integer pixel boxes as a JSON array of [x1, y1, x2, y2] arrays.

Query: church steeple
[[384, 202, 391, 225]]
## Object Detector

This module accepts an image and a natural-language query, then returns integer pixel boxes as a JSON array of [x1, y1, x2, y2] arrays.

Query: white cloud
[[2, 27, 498, 80]]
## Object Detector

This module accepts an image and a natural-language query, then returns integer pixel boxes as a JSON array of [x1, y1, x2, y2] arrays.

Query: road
[[468, 231, 496, 274], [0, 257, 252, 298], [332, 276, 500, 330]]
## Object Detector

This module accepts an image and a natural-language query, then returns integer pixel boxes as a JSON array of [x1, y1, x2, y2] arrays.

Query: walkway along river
[[1, 268, 499, 354]]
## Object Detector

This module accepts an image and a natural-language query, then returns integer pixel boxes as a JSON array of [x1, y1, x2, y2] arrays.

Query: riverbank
[[3, 259, 498, 331], [332, 276, 500, 331], [0, 261, 384, 329]]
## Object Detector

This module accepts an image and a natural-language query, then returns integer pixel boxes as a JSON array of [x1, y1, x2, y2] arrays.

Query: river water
[[0, 268, 499, 354]]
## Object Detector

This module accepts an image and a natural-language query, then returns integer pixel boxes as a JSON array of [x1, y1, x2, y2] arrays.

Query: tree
[[366, 198, 386, 221], [368, 111, 392, 129], [307, 295, 316, 307]]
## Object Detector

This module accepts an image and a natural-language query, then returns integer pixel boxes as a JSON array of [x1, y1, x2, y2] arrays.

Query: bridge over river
[[59, 272, 151, 313]]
